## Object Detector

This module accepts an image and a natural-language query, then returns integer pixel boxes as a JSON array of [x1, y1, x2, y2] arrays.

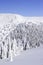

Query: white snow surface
[[0, 14, 43, 64], [0, 46, 43, 65], [0, 14, 43, 27]]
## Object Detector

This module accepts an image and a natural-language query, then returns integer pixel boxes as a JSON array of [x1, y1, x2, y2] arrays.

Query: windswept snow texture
[[0, 14, 43, 63]]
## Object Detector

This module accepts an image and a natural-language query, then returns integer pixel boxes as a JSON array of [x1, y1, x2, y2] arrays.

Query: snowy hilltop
[[0, 14, 43, 61]]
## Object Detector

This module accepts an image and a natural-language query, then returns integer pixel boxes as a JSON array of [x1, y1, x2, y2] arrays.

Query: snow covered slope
[[0, 46, 43, 65], [0, 14, 24, 27], [0, 14, 43, 27], [0, 14, 43, 62]]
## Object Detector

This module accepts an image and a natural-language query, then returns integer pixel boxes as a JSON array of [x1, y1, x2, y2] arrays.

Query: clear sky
[[0, 0, 43, 16]]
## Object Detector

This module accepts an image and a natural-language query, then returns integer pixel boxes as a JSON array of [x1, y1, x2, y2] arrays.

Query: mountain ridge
[[0, 14, 43, 26]]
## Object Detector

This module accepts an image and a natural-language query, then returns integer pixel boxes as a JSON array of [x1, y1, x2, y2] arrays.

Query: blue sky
[[0, 0, 43, 16]]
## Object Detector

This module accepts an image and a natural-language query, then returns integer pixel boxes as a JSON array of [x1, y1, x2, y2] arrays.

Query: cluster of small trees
[[0, 24, 16, 61], [0, 22, 43, 61], [13, 22, 43, 50]]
